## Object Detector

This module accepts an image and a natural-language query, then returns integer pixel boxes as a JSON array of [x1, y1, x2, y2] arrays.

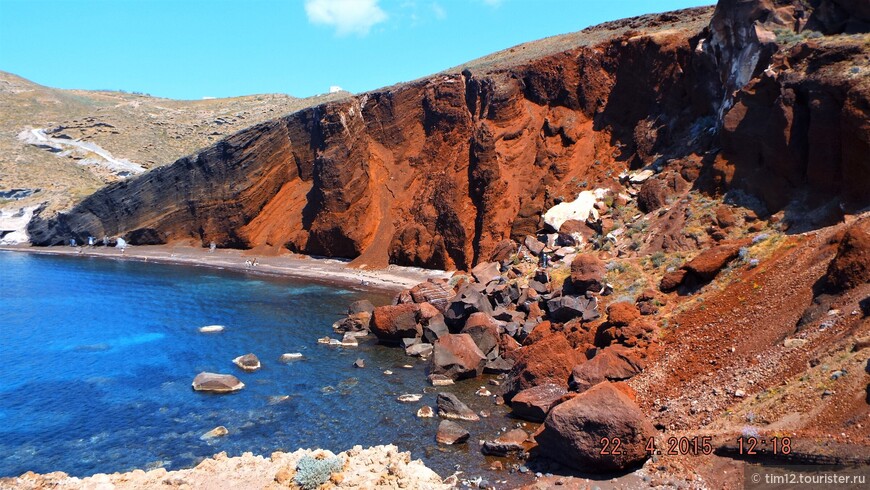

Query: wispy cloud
[[432, 2, 446, 20], [304, 0, 388, 36]]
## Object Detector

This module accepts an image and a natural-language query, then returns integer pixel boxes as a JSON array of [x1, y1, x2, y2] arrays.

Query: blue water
[[0, 251, 514, 479]]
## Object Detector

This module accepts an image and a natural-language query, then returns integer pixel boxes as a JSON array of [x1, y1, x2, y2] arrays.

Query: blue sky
[[0, 0, 712, 100]]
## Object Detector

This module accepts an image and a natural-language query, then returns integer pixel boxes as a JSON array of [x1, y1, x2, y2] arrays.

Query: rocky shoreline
[[2, 445, 450, 490]]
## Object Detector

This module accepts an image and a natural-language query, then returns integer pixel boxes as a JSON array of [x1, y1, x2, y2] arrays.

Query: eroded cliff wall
[[28, 1, 869, 268]]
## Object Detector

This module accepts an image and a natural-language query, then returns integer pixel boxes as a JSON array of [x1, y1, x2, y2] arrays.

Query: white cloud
[[431, 2, 446, 20], [305, 0, 388, 36]]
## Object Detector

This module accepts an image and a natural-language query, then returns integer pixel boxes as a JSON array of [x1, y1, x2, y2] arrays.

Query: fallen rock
[[428, 374, 454, 386], [822, 218, 870, 292], [503, 333, 582, 400], [472, 261, 502, 285], [422, 315, 450, 343], [430, 333, 486, 380], [192, 372, 245, 393], [510, 383, 568, 422], [568, 255, 606, 293], [443, 285, 494, 329], [637, 179, 668, 213], [606, 302, 640, 326], [682, 242, 744, 281], [546, 295, 599, 323], [371, 304, 421, 344], [437, 392, 480, 421], [409, 281, 454, 312], [405, 342, 434, 357], [535, 381, 655, 472], [436, 420, 470, 445], [333, 312, 372, 333], [660, 269, 687, 292], [233, 353, 262, 372], [569, 345, 645, 393], [524, 235, 546, 256], [461, 312, 500, 359], [353, 358, 365, 368], [481, 428, 529, 456], [484, 356, 515, 374]]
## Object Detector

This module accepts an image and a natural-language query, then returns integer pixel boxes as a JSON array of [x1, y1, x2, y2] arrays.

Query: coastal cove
[[0, 251, 516, 482]]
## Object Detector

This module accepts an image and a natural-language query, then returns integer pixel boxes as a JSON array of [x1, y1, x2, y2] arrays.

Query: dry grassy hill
[[0, 71, 349, 213]]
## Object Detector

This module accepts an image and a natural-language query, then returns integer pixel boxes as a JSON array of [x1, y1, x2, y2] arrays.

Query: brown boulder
[[522, 321, 555, 346], [510, 383, 568, 422], [481, 428, 529, 456], [192, 372, 245, 393], [436, 420, 470, 445], [535, 381, 655, 472], [232, 353, 261, 372], [637, 179, 668, 213], [822, 219, 870, 292], [371, 304, 421, 344], [682, 242, 744, 281], [409, 281, 454, 312], [471, 261, 502, 285], [490, 239, 517, 263], [606, 302, 640, 327], [503, 333, 582, 401], [569, 254, 606, 293], [716, 205, 737, 228], [660, 269, 687, 292], [430, 333, 486, 380], [569, 345, 645, 393]]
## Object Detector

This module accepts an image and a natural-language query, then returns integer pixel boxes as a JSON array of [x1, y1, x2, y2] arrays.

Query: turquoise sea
[[0, 251, 510, 479]]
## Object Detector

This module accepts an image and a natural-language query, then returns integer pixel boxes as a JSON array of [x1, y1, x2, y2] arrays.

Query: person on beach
[[88, 236, 95, 248], [209, 241, 216, 253]]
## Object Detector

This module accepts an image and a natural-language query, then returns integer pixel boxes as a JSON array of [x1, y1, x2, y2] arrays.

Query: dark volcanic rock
[[535, 381, 655, 472], [546, 295, 600, 323], [461, 312, 500, 359], [444, 285, 494, 330], [437, 392, 480, 421]]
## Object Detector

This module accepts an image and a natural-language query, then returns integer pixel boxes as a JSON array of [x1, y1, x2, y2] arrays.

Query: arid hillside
[[0, 71, 348, 213]]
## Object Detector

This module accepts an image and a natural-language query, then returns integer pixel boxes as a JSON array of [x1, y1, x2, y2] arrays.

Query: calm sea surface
[[0, 251, 513, 479]]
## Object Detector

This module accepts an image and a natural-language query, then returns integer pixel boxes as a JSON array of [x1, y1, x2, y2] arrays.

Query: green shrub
[[295, 455, 343, 490]]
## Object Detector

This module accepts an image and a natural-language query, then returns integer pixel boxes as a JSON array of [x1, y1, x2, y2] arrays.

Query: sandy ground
[[0, 244, 451, 292]]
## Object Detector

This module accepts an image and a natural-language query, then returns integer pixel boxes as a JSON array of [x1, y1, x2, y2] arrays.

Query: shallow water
[[0, 251, 522, 481]]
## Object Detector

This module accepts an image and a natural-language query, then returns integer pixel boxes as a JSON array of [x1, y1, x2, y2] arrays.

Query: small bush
[[295, 455, 343, 490], [650, 251, 665, 268]]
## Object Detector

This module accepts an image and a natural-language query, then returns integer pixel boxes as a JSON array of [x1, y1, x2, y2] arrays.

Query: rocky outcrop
[[5, 445, 449, 489], [821, 217, 870, 292]]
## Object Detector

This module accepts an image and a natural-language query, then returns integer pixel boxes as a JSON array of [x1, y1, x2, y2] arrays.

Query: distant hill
[[0, 71, 349, 213]]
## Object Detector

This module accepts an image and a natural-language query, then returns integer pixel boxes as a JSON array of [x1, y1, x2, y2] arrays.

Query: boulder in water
[[232, 353, 261, 372], [192, 372, 244, 393]]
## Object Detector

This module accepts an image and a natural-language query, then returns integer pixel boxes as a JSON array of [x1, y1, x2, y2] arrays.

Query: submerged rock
[[233, 353, 261, 372], [397, 394, 423, 403], [481, 428, 528, 456], [436, 420, 470, 445], [417, 406, 435, 418], [192, 372, 244, 393]]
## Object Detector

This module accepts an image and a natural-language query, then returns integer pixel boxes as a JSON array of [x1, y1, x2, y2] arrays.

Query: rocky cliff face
[[28, 0, 869, 269]]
